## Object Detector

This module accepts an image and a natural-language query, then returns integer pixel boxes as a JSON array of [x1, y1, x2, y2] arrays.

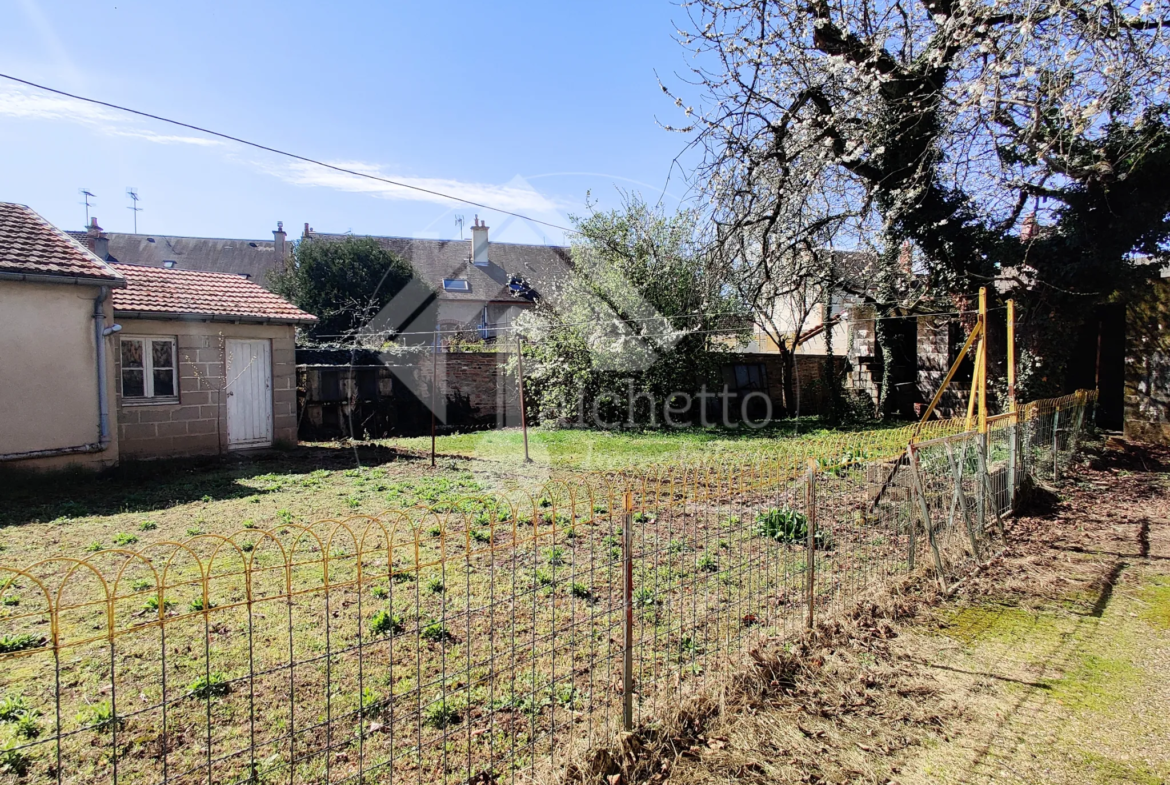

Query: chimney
[[471, 215, 489, 266], [303, 222, 314, 239], [1020, 213, 1038, 243], [86, 217, 109, 261], [273, 220, 288, 265]]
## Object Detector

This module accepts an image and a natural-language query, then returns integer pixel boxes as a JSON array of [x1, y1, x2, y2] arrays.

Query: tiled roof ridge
[[109, 262, 315, 323], [309, 231, 569, 251], [0, 202, 125, 283]]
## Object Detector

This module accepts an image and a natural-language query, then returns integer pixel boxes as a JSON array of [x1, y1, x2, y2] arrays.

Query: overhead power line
[[0, 73, 579, 236]]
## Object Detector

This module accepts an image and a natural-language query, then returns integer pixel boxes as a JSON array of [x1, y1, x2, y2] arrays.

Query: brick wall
[[116, 320, 298, 459], [387, 352, 520, 430]]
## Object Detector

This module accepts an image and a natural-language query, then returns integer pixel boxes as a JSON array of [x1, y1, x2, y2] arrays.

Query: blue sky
[[0, 1, 702, 245]]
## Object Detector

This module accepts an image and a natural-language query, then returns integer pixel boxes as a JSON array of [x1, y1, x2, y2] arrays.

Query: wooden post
[[1007, 299, 1018, 507], [622, 491, 634, 730], [516, 336, 532, 463], [1006, 300, 1017, 415], [805, 461, 817, 630], [1070, 391, 1086, 458], [430, 330, 438, 468], [978, 287, 988, 435], [966, 332, 982, 431]]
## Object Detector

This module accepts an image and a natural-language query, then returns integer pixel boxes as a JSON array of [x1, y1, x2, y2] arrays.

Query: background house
[[302, 219, 570, 341], [109, 263, 316, 458], [70, 218, 290, 285], [0, 202, 124, 470]]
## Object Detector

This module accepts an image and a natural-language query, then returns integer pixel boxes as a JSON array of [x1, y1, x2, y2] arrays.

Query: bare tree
[[671, 0, 1170, 410]]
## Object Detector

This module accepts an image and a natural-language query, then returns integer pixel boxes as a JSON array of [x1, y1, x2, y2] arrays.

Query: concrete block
[[136, 407, 179, 423], [156, 421, 189, 438], [187, 419, 218, 435], [122, 423, 157, 440]]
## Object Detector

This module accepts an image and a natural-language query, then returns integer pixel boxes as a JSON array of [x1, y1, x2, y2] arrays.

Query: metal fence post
[[805, 461, 817, 630], [622, 491, 634, 731], [1052, 408, 1061, 483]]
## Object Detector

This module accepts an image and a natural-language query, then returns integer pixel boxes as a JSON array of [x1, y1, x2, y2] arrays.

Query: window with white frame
[[120, 337, 178, 400]]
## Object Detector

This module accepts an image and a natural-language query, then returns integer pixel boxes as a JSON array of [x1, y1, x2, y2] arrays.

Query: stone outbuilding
[[108, 263, 316, 458]]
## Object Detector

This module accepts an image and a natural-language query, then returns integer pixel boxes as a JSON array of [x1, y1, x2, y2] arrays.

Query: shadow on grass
[[0, 444, 419, 526]]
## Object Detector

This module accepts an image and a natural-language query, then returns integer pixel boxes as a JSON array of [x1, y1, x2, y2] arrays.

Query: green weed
[[138, 520, 157, 531], [423, 698, 461, 729], [696, 553, 718, 572], [421, 622, 452, 643], [545, 546, 567, 566], [569, 582, 592, 600], [368, 610, 405, 637], [370, 586, 389, 600], [0, 635, 41, 654], [426, 577, 445, 594], [143, 596, 175, 614], [188, 597, 216, 612], [76, 700, 123, 732], [112, 533, 138, 547], [188, 672, 231, 699], [84, 541, 103, 553], [0, 695, 28, 722], [633, 588, 659, 608]]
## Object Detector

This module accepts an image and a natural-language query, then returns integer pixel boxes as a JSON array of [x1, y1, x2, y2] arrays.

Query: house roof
[[65, 231, 285, 285], [0, 203, 124, 284], [110, 263, 316, 324], [308, 233, 572, 303]]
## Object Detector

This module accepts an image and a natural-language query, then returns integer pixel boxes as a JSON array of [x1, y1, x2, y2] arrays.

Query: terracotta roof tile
[[0, 202, 124, 283], [110, 263, 316, 324]]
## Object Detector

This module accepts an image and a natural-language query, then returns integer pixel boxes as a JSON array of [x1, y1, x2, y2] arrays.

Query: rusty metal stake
[[806, 461, 816, 630], [622, 491, 634, 731]]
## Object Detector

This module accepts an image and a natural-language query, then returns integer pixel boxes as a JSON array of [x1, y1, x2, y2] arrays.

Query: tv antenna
[[454, 215, 465, 240], [126, 187, 142, 233], [79, 189, 95, 226]]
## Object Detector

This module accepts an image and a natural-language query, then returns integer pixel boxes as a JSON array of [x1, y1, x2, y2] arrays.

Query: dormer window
[[443, 278, 470, 292]]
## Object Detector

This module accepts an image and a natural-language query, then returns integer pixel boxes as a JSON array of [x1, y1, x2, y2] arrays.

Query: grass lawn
[[390, 419, 900, 471], [0, 420, 906, 570], [0, 422, 914, 785]]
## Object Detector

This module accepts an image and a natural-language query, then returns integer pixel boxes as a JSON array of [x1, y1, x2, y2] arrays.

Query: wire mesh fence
[[0, 391, 1096, 785]]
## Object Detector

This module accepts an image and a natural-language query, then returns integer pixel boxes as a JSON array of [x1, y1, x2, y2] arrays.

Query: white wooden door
[[225, 339, 273, 449]]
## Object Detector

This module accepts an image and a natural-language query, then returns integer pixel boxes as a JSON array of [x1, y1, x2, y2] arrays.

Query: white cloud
[[268, 159, 568, 214], [0, 87, 223, 147]]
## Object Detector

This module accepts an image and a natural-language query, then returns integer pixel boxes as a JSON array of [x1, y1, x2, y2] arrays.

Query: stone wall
[[1125, 277, 1170, 444], [733, 353, 849, 416], [117, 320, 298, 458]]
